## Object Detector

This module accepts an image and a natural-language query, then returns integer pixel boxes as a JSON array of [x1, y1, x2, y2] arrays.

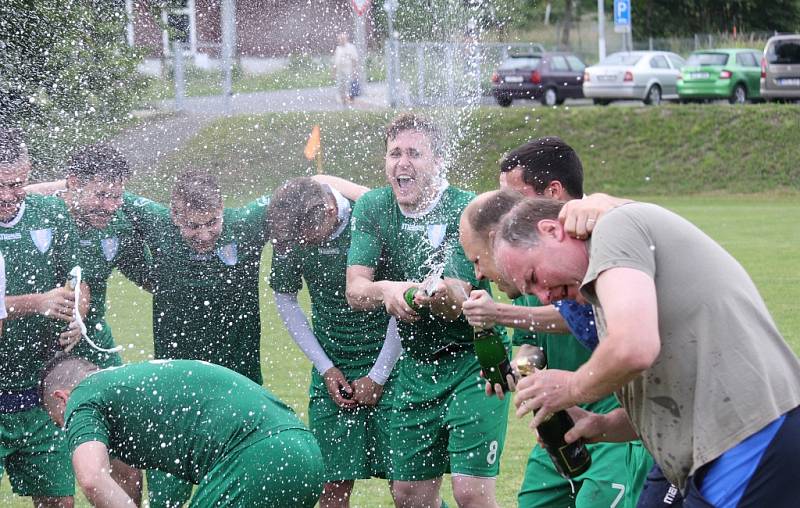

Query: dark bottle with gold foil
[[473, 328, 513, 392], [515, 349, 592, 479]]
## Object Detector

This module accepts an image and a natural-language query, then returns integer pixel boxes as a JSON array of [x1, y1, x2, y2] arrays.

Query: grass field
[[2, 107, 799, 506]]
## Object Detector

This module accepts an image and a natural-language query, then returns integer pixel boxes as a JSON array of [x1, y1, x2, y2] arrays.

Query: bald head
[[40, 355, 99, 427], [460, 190, 525, 297]]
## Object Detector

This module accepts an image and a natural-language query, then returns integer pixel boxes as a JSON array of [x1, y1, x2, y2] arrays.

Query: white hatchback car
[[583, 51, 686, 105]]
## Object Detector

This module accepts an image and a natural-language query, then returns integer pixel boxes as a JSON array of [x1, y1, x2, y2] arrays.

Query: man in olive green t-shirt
[[40, 356, 324, 508], [501, 196, 800, 503]]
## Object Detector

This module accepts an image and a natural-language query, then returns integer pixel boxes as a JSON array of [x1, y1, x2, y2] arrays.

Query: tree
[[0, 0, 146, 176]]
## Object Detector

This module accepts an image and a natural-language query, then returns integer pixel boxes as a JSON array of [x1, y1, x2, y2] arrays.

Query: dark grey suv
[[761, 34, 800, 101], [491, 52, 587, 107]]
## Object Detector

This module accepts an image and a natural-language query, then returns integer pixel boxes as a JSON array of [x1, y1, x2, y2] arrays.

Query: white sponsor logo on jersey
[[318, 247, 340, 255], [101, 236, 120, 261], [0, 233, 22, 240], [30, 228, 53, 253], [217, 242, 238, 265], [133, 197, 153, 207], [401, 223, 425, 232], [426, 224, 447, 248], [256, 195, 270, 207]]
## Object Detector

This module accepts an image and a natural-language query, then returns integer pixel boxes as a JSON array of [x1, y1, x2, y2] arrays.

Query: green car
[[677, 48, 763, 103]]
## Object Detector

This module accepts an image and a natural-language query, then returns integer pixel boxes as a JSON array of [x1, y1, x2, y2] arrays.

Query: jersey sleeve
[[65, 403, 111, 453], [347, 192, 383, 268], [269, 247, 303, 294], [121, 192, 171, 244], [114, 229, 152, 290], [227, 195, 270, 248]]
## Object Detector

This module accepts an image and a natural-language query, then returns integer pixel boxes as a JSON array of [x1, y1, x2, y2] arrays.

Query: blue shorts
[[684, 405, 800, 508], [636, 464, 683, 508]]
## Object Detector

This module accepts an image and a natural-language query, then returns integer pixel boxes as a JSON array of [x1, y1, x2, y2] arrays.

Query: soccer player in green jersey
[[0, 127, 92, 508], [121, 170, 269, 507], [346, 113, 509, 508], [40, 356, 325, 508], [268, 177, 402, 508], [459, 138, 653, 508]]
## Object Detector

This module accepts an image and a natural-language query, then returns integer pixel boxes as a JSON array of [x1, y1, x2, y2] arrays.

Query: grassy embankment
[[3, 105, 798, 506]]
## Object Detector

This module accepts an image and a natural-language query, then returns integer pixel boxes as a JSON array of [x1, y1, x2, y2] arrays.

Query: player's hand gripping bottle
[[473, 327, 514, 392], [516, 349, 592, 478]]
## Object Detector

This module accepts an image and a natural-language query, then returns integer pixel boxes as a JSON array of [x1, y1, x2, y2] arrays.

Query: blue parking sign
[[614, 0, 631, 32]]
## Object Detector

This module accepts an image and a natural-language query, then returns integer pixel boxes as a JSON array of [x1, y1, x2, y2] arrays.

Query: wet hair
[[171, 170, 222, 211], [267, 177, 329, 249], [499, 137, 584, 199], [38, 353, 99, 410], [66, 143, 131, 182], [465, 189, 525, 237], [497, 197, 566, 249], [0, 127, 26, 164], [384, 112, 445, 158]]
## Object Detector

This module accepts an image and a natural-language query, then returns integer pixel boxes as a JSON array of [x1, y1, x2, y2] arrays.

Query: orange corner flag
[[304, 125, 321, 160]]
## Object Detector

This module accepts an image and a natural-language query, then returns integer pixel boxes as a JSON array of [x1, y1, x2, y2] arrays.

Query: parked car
[[677, 49, 762, 103], [582, 51, 686, 105], [491, 52, 587, 107], [761, 34, 800, 101]]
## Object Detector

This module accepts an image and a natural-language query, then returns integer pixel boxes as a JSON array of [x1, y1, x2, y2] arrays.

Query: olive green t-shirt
[[269, 192, 391, 377], [122, 194, 269, 384], [0, 194, 77, 390], [64, 360, 306, 484], [348, 186, 505, 360], [582, 203, 800, 489]]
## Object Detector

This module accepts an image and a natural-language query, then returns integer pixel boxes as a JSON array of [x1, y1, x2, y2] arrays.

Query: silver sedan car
[[583, 51, 686, 105]]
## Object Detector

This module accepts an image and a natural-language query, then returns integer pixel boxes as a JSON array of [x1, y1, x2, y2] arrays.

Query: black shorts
[[636, 464, 683, 508]]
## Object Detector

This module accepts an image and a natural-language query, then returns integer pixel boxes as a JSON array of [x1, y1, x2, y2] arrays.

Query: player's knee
[[320, 480, 354, 508], [452, 480, 495, 508], [391, 480, 438, 507]]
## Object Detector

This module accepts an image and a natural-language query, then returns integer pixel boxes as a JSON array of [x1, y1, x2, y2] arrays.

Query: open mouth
[[396, 175, 414, 190]]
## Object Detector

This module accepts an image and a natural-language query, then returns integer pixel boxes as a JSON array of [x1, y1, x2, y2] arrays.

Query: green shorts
[[309, 370, 395, 482], [518, 440, 653, 508], [190, 429, 324, 508], [0, 406, 75, 497], [390, 349, 509, 481]]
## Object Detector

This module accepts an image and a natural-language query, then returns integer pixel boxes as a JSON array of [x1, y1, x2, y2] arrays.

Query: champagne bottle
[[473, 328, 513, 392], [404, 287, 420, 311], [515, 350, 592, 479]]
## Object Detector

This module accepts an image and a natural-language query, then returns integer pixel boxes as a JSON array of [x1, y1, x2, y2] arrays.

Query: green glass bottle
[[515, 349, 592, 479], [473, 328, 513, 392], [404, 287, 420, 311]]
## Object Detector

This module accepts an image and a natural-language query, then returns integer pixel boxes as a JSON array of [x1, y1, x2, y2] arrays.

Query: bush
[[0, 0, 146, 177]]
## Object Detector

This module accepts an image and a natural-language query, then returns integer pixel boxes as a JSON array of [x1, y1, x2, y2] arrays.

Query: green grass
[[3, 106, 799, 506]]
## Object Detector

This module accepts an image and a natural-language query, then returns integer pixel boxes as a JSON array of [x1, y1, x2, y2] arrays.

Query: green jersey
[[269, 193, 391, 376], [63, 360, 306, 484], [348, 186, 502, 360], [0, 194, 77, 390], [513, 294, 618, 415], [122, 193, 270, 384], [69, 208, 151, 367]]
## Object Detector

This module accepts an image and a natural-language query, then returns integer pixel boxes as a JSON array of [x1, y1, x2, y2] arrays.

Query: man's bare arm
[[568, 267, 660, 404], [346, 265, 418, 322], [24, 179, 67, 196], [73, 441, 135, 508], [312, 175, 369, 201], [559, 193, 634, 238], [462, 289, 569, 333]]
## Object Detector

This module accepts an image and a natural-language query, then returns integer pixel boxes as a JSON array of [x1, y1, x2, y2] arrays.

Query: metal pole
[[353, 9, 368, 93], [597, 0, 606, 62], [221, 0, 235, 114], [174, 41, 185, 112]]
